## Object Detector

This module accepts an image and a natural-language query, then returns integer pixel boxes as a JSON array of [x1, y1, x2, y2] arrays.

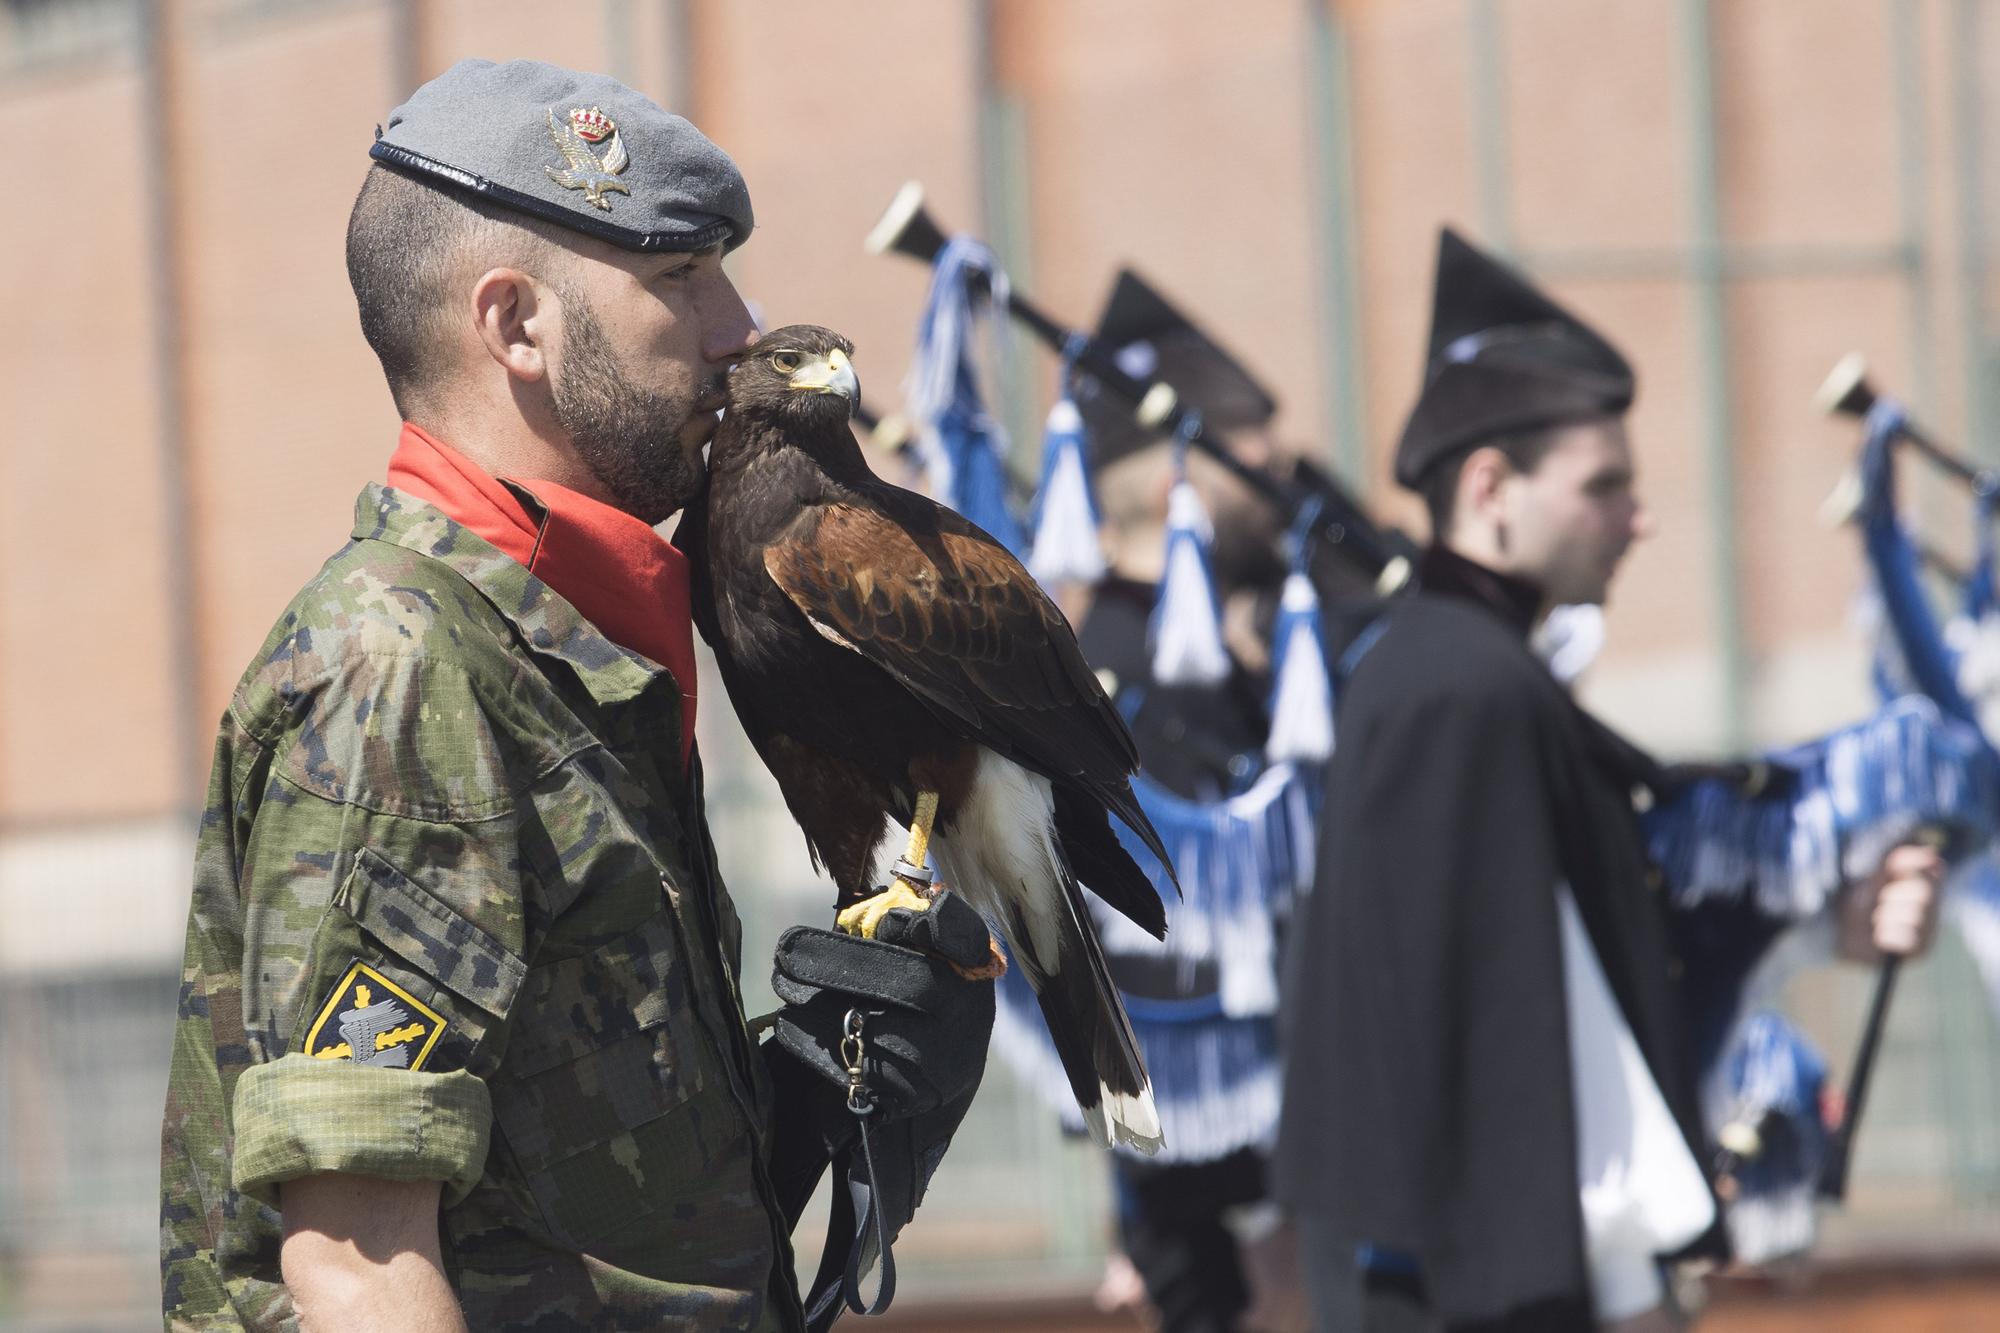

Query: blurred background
[[5, 0, 2000, 1327]]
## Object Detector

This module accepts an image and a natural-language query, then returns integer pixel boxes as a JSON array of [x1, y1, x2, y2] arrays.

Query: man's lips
[[687, 380, 730, 460]]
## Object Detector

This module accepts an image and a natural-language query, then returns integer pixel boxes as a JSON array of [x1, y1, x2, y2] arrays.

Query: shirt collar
[[1417, 544, 1546, 640], [351, 482, 664, 708], [381, 424, 699, 765]]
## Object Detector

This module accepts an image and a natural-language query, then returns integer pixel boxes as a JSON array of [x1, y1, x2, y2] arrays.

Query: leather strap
[[802, 1010, 900, 1329], [804, 1113, 898, 1327]]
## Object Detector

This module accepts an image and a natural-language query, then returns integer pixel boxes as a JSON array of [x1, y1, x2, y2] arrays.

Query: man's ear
[[1456, 445, 1514, 528], [471, 268, 549, 384]]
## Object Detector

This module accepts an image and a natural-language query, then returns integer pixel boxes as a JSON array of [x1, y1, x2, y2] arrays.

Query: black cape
[[1272, 548, 1725, 1328]]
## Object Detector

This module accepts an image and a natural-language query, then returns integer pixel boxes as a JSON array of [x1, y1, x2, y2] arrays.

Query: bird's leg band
[[834, 792, 944, 939]]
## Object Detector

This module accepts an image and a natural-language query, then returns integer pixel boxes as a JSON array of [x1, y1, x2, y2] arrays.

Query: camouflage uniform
[[161, 485, 802, 1331]]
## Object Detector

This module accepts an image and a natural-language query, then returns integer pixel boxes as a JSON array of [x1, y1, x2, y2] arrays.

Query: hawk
[[681, 325, 1174, 1153]]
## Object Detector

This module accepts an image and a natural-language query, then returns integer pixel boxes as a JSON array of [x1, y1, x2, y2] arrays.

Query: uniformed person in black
[[1274, 229, 1945, 1333], [1074, 270, 1302, 1333]]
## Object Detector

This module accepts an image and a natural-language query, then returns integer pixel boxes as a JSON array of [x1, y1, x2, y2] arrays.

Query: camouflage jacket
[[160, 485, 803, 1331]]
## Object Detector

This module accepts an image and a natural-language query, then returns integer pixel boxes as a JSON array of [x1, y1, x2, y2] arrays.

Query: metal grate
[[0, 970, 179, 1326]]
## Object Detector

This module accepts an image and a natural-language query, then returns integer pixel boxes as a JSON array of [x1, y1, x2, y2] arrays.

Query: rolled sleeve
[[231, 1053, 492, 1208]]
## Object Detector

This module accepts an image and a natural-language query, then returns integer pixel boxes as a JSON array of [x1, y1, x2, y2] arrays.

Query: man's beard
[[550, 292, 710, 525]]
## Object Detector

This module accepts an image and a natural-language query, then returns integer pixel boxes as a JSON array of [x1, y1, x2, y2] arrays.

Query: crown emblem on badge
[[570, 106, 614, 143], [545, 105, 631, 211]]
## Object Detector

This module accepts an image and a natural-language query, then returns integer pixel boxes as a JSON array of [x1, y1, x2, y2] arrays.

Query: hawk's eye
[[771, 351, 803, 374]]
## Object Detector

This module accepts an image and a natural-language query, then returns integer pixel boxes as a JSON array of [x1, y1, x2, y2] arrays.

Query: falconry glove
[[762, 889, 997, 1328]]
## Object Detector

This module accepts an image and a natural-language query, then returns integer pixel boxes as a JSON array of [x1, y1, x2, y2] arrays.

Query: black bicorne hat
[[1079, 269, 1278, 468], [1394, 228, 1633, 489]]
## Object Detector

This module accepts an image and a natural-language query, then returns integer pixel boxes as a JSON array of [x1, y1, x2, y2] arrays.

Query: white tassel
[[1266, 573, 1335, 763], [1151, 481, 1230, 686], [1027, 399, 1107, 586]]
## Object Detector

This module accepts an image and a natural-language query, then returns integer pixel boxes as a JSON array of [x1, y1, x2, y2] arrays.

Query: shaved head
[[345, 163, 573, 416]]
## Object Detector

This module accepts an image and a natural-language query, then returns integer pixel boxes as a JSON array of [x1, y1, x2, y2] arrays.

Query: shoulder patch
[[302, 961, 446, 1071]]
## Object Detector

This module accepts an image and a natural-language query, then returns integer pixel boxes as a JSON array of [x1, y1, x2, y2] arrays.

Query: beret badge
[[544, 104, 631, 211]]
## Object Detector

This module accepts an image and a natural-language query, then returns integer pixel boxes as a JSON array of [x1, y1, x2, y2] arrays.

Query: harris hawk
[[680, 324, 1174, 1154]]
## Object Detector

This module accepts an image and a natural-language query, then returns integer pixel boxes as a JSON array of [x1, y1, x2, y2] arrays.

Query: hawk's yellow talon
[[834, 789, 945, 937], [836, 880, 932, 939], [904, 790, 940, 868]]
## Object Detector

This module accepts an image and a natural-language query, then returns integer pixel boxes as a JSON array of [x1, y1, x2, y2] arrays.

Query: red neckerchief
[[385, 423, 697, 765]]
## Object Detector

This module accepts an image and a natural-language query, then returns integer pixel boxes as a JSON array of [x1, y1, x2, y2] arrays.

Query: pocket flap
[[340, 847, 527, 1019], [502, 908, 690, 1079]]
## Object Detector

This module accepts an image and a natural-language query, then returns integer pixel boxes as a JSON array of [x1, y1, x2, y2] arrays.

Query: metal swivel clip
[[841, 1007, 874, 1117]]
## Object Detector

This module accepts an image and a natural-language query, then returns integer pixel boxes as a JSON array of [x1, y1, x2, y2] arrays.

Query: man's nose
[[1629, 500, 1654, 543], [702, 273, 759, 362]]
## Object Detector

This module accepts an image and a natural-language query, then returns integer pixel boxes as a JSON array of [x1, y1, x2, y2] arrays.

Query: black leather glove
[[761, 889, 997, 1329]]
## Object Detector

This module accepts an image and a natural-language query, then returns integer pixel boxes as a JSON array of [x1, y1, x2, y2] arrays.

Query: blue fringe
[[1112, 764, 1321, 990], [1710, 1010, 1830, 1265], [992, 977, 1283, 1164], [1643, 696, 1999, 919], [990, 762, 1320, 1162]]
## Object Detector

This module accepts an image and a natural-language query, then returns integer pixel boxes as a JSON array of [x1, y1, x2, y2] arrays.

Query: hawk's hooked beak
[[787, 347, 860, 402]]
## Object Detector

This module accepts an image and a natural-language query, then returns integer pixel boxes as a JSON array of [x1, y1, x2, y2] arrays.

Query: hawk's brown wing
[[762, 493, 1173, 877]]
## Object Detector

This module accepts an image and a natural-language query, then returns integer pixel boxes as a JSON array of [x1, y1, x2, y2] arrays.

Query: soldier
[[160, 59, 989, 1331]]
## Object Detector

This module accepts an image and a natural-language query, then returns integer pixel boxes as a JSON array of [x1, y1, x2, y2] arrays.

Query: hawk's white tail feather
[[932, 748, 1163, 1155], [930, 749, 1066, 962]]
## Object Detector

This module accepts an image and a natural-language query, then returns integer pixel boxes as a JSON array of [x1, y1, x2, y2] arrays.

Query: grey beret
[[370, 58, 753, 253]]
